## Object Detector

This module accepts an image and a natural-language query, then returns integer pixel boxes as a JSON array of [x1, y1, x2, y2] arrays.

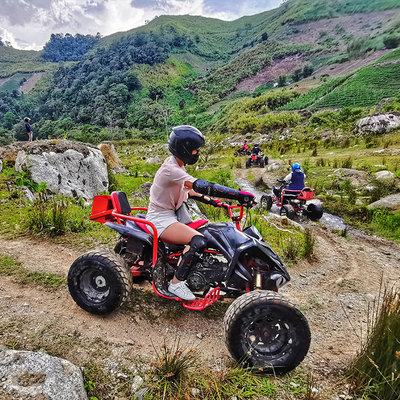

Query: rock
[[196, 333, 203, 339], [186, 198, 206, 220], [191, 388, 201, 396], [355, 199, 363, 206], [98, 142, 123, 169], [145, 156, 161, 164], [130, 375, 144, 394], [111, 166, 129, 175], [0, 346, 88, 399], [374, 170, 395, 183], [131, 182, 152, 201], [16, 186, 36, 202], [355, 112, 400, 134], [336, 278, 344, 285], [13, 140, 108, 200], [368, 193, 400, 211], [333, 168, 368, 187], [267, 162, 281, 171]]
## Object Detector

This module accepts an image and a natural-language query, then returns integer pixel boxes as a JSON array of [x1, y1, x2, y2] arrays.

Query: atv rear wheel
[[306, 203, 323, 221], [68, 250, 132, 315], [224, 291, 311, 373], [280, 204, 295, 219], [260, 195, 273, 210]]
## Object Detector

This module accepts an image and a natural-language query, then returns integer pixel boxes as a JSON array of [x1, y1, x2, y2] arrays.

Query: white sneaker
[[168, 281, 196, 301]]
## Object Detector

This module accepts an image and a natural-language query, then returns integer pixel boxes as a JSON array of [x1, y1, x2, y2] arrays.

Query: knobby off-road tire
[[68, 250, 132, 315], [260, 195, 273, 210], [245, 159, 251, 169], [259, 159, 265, 168], [306, 203, 323, 221], [280, 204, 295, 220], [224, 291, 311, 374]]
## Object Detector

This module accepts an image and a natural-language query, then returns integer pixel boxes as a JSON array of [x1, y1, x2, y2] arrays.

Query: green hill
[[0, 0, 400, 143]]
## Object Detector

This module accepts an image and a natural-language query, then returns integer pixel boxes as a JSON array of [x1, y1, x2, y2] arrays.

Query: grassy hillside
[[101, 0, 400, 60], [280, 48, 400, 110], [190, 41, 313, 105], [0, 47, 55, 77]]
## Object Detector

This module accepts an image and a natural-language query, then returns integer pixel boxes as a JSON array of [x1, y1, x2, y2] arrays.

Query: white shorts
[[145, 204, 192, 236]]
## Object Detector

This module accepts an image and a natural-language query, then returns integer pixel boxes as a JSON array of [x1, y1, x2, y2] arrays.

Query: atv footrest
[[183, 287, 221, 310]]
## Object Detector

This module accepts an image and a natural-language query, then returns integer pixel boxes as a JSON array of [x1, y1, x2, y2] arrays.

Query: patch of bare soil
[[0, 221, 399, 397], [234, 55, 304, 93], [20, 72, 44, 94]]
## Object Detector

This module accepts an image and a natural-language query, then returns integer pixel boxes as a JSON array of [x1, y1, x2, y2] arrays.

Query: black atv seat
[[282, 189, 301, 199]]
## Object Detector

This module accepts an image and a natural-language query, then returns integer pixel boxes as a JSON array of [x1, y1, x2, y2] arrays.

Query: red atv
[[245, 152, 269, 168], [68, 191, 311, 373], [260, 179, 323, 221]]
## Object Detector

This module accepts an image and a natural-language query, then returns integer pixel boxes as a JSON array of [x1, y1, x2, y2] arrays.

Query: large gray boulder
[[368, 193, 400, 211], [0, 346, 88, 400], [355, 112, 400, 134], [333, 168, 369, 188], [374, 170, 395, 183], [14, 140, 108, 200]]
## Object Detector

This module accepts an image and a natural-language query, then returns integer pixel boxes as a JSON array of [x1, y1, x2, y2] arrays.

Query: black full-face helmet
[[168, 125, 205, 165]]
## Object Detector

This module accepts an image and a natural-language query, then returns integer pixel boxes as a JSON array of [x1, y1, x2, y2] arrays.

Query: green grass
[[0, 254, 67, 288], [0, 72, 32, 94], [348, 286, 400, 400]]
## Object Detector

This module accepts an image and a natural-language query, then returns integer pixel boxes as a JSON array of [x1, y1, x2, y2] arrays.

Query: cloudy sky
[[0, 0, 282, 50]]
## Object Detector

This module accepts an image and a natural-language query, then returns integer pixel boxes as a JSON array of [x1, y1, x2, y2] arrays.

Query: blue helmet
[[254, 143, 259, 147], [292, 163, 301, 172]]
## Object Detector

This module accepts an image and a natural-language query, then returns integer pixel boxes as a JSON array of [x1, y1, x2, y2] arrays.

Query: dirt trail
[[0, 222, 399, 393]]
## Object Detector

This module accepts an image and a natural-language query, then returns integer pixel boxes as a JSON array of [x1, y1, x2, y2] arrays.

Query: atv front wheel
[[280, 204, 295, 219], [68, 251, 132, 315], [224, 291, 311, 373], [260, 195, 273, 210], [259, 159, 265, 168], [245, 159, 251, 169]]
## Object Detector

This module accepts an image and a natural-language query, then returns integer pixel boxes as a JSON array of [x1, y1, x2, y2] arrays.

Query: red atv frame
[[261, 184, 323, 221], [85, 192, 246, 310]]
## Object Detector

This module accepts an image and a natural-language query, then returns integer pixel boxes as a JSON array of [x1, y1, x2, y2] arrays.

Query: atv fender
[[105, 220, 153, 246]]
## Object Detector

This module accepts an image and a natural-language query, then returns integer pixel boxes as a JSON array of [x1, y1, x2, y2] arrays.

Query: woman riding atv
[[146, 125, 255, 300]]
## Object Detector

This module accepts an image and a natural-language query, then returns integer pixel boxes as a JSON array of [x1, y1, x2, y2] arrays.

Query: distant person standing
[[24, 117, 33, 142]]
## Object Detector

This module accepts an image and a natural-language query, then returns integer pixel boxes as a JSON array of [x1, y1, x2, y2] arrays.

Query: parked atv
[[234, 147, 251, 157], [68, 191, 311, 373], [260, 179, 323, 221], [245, 152, 269, 168]]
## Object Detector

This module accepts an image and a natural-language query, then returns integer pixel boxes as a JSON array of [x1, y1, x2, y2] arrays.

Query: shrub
[[341, 157, 353, 169], [383, 35, 400, 49]]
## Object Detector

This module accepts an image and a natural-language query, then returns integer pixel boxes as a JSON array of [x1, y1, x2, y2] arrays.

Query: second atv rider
[[273, 163, 306, 198], [146, 125, 255, 301]]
